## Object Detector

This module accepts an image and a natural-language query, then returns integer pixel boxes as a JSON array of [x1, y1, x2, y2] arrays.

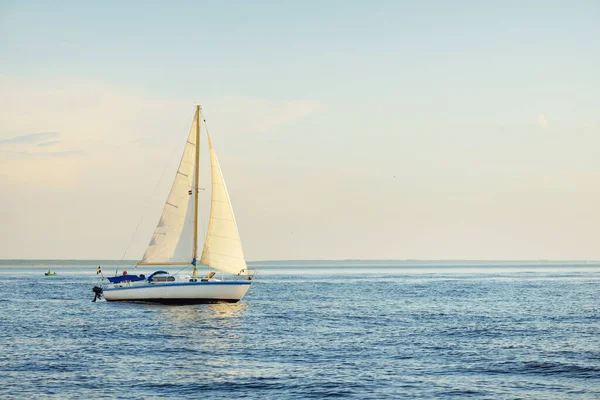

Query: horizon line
[[0, 258, 598, 263]]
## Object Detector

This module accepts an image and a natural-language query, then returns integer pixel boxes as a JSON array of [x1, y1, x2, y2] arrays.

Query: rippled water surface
[[1, 261, 599, 399]]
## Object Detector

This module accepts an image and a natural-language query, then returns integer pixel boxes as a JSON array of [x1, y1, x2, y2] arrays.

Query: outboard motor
[[92, 286, 103, 302]]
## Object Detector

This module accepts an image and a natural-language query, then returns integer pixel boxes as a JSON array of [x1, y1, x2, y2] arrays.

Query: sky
[[0, 1, 599, 260]]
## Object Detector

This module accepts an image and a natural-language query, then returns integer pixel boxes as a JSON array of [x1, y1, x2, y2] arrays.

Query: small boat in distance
[[94, 106, 254, 304], [45, 271, 56, 276]]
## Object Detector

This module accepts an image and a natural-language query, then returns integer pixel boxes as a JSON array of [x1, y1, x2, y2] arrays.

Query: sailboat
[[97, 106, 254, 304]]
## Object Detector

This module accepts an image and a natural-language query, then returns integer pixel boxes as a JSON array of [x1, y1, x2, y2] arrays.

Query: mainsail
[[200, 134, 248, 275], [139, 113, 198, 265]]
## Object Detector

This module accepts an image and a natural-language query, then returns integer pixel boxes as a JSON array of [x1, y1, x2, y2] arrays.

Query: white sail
[[171, 183, 196, 261], [140, 114, 197, 264], [200, 134, 248, 275]]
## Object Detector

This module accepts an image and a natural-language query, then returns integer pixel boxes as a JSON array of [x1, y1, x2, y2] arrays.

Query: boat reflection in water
[[147, 302, 250, 328]]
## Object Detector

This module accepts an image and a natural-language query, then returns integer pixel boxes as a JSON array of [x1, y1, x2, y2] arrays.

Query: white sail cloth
[[200, 134, 248, 275], [140, 114, 197, 264]]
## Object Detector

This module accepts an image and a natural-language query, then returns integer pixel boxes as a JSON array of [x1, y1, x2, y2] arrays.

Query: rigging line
[[173, 262, 213, 277], [120, 139, 183, 263], [197, 112, 212, 254], [172, 263, 201, 276], [201, 110, 213, 139], [166, 262, 204, 278]]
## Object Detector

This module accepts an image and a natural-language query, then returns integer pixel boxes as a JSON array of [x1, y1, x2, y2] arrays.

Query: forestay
[[200, 134, 248, 275]]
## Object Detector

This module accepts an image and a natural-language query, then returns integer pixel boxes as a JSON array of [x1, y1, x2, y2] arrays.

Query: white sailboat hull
[[94, 108, 257, 305], [103, 281, 251, 304]]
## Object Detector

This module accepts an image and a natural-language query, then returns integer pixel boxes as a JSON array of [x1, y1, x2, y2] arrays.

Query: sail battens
[[140, 111, 198, 265], [139, 110, 247, 275]]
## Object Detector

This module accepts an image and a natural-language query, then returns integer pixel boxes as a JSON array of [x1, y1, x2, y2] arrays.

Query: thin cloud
[[37, 140, 62, 147], [210, 95, 325, 135], [0, 132, 60, 145], [537, 114, 548, 129], [5, 150, 83, 159], [132, 136, 164, 145]]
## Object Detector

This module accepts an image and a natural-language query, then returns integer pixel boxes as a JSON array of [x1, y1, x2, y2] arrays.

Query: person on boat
[[47, 270, 51, 274]]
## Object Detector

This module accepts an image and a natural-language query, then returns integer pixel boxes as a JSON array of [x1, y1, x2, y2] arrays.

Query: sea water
[[0, 260, 599, 399]]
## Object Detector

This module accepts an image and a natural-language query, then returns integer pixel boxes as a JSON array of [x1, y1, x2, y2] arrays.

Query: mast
[[192, 105, 201, 279]]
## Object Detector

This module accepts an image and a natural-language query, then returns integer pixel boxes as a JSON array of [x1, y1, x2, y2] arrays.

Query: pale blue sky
[[0, 1, 599, 260]]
